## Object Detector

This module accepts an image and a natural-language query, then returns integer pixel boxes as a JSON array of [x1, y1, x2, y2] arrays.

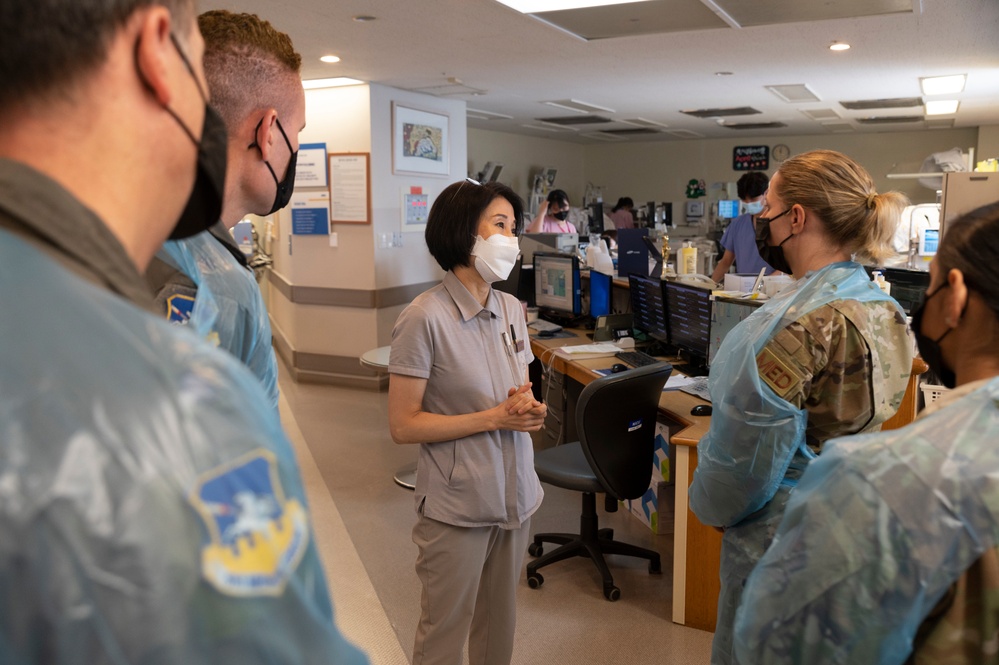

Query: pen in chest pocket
[[500, 325, 523, 389]]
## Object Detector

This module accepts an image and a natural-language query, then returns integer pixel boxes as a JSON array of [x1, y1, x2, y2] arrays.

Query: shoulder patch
[[756, 346, 804, 399], [166, 293, 196, 324], [190, 449, 309, 597]]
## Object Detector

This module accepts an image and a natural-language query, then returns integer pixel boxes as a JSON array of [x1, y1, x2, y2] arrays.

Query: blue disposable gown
[[158, 231, 279, 411], [0, 231, 367, 665], [688, 261, 910, 662], [734, 377, 999, 664]]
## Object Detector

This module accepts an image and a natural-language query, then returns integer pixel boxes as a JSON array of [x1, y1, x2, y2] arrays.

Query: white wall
[[468, 128, 586, 205], [582, 128, 981, 208], [467, 127, 984, 212]]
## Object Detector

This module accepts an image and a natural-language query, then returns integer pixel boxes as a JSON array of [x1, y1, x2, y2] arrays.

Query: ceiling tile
[[711, 0, 912, 27], [531, 0, 727, 40]]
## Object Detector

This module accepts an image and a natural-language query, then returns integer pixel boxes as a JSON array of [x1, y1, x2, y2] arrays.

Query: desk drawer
[[541, 411, 566, 447]]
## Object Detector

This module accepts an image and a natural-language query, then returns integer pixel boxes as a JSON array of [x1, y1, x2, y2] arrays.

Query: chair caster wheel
[[603, 585, 621, 601], [527, 573, 544, 589], [528, 542, 544, 557], [598, 528, 614, 540], [649, 558, 662, 574]]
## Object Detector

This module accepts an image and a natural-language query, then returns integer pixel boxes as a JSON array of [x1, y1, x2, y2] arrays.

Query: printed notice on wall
[[329, 153, 371, 224], [295, 143, 328, 187], [290, 191, 331, 235]]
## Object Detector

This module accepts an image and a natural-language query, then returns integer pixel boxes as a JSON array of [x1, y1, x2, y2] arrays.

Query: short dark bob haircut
[[547, 188, 569, 207], [425, 179, 525, 272]]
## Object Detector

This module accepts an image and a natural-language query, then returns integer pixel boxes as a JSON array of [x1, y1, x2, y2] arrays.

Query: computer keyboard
[[528, 319, 563, 333], [615, 350, 660, 368]]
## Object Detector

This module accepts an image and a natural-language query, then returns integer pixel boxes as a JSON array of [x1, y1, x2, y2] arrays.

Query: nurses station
[[4, 0, 999, 664]]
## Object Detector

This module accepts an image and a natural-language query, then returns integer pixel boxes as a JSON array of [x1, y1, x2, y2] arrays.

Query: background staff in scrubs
[[388, 180, 546, 665], [735, 201, 999, 664], [689, 149, 914, 664]]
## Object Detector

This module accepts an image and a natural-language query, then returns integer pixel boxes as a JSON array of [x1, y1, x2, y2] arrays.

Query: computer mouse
[[690, 404, 713, 417], [610, 363, 629, 374], [538, 329, 556, 338]]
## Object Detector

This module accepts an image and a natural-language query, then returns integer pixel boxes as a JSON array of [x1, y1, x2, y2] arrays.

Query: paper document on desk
[[664, 373, 710, 396], [554, 342, 620, 360]]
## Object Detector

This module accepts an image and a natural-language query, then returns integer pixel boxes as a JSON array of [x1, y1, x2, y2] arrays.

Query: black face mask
[[552, 210, 569, 221], [911, 284, 958, 389], [755, 209, 794, 274], [249, 117, 298, 215], [157, 35, 227, 240]]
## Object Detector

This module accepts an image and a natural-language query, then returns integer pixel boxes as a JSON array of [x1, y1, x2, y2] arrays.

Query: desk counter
[[528, 330, 721, 631]]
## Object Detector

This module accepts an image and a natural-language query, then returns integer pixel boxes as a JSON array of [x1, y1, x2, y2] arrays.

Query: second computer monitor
[[628, 274, 668, 343], [663, 280, 712, 362], [534, 252, 581, 320]]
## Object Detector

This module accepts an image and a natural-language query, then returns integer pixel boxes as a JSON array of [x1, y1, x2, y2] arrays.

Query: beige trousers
[[411, 514, 531, 665]]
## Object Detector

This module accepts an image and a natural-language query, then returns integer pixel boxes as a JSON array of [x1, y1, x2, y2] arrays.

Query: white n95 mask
[[471, 234, 520, 283]]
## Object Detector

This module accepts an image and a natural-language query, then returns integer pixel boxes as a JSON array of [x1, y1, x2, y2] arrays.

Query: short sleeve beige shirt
[[389, 271, 543, 528]]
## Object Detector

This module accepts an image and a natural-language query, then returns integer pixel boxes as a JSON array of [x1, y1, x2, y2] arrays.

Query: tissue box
[[624, 480, 675, 535], [723, 273, 758, 292]]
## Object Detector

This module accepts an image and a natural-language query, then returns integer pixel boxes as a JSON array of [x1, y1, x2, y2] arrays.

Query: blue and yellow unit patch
[[166, 293, 196, 324], [191, 449, 309, 596]]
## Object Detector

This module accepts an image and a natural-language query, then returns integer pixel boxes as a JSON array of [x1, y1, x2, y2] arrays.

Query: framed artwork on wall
[[392, 102, 450, 177]]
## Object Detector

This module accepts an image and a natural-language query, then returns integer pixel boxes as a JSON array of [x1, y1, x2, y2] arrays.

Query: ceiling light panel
[[920, 74, 966, 96], [721, 121, 788, 130], [495, 0, 654, 12], [302, 77, 364, 89], [710, 0, 911, 27], [620, 118, 669, 128], [856, 115, 924, 124], [925, 100, 959, 115], [766, 84, 821, 103], [543, 99, 615, 113], [526, 0, 727, 41]]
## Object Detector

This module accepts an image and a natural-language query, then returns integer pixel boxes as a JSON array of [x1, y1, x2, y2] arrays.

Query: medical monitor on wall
[[663, 280, 712, 362], [628, 274, 668, 343], [534, 252, 581, 319]]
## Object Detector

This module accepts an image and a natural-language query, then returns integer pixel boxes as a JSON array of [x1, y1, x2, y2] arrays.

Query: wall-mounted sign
[[329, 153, 371, 224], [295, 143, 328, 187], [290, 191, 331, 235], [733, 145, 769, 171]]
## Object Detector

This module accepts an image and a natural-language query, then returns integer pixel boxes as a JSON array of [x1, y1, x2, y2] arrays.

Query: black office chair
[[526, 362, 672, 601]]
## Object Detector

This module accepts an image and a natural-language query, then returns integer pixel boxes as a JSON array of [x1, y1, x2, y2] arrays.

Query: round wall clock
[[772, 144, 791, 162]]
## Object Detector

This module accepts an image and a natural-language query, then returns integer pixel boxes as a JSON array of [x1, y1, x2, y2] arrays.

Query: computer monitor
[[534, 252, 581, 320], [918, 228, 939, 256], [588, 269, 612, 319], [882, 267, 931, 315], [663, 280, 713, 363], [717, 200, 741, 219], [628, 274, 668, 343], [708, 296, 763, 366]]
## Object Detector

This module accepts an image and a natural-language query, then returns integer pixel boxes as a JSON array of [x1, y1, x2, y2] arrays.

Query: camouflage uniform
[[733, 377, 999, 665], [689, 262, 912, 664]]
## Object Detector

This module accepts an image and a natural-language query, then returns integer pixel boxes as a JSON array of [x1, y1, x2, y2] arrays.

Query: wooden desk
[[529, 331, 720, 631]]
